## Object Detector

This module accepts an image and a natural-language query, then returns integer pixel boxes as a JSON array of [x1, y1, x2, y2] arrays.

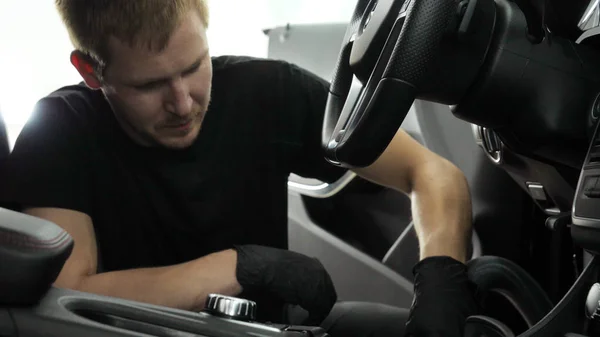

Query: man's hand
[[233, 245, 337, 325], [405, 256, 480, 337]]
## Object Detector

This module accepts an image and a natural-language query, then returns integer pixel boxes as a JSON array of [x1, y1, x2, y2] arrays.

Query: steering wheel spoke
[[348, 0, 408, 82], [328, 76, 364, 153], [323, 0, 496, 168]]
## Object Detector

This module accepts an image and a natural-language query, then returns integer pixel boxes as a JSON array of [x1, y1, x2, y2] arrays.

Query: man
[[0, 1, 478, 336]]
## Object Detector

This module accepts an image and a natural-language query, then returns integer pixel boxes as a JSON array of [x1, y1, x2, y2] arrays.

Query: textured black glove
[[233, 244, 337, 325], [405, 256, 480, 337]]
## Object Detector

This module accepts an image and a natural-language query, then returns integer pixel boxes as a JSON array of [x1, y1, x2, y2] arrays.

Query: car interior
[[3, 0, 600, 336]]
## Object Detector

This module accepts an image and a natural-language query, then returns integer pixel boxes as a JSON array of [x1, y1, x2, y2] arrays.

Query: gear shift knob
[[204, 294, 257, 322]]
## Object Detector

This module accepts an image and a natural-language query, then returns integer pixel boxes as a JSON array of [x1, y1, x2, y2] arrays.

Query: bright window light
[[0, 0, 355, 149]]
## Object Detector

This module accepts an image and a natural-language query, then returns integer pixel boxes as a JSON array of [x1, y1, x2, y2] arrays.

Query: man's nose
[[165, 77, 193, 117]]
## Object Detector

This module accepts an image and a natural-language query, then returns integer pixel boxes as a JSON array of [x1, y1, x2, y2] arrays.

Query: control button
[[335, 129, 346, 143], [204, 294, 257, 321], [527, 183, 547, 201], [583, 176, 600, 198]]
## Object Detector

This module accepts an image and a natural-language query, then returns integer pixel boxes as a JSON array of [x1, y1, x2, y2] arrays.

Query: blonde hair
[[55, 0, 209, 77]]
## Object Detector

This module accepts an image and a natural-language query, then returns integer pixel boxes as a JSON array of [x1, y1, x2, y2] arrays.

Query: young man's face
[[101, 10, 212, 149]]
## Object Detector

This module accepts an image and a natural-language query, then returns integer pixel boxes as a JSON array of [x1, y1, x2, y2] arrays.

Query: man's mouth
[[164, 119, 193, 130]]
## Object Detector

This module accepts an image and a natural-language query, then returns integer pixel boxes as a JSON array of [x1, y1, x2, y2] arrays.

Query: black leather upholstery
[[0, 208, 74, 306], [467, 256, 554, 328]]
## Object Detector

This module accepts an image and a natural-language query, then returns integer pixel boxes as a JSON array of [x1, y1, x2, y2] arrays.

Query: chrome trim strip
[[287, 171, 357, 198], [328, 76, 364, 151]]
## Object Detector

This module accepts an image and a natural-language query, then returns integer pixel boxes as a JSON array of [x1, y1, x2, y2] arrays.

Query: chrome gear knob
[[204, 294, 257, 322]]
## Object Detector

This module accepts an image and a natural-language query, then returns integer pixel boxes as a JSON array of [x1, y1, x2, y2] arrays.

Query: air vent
[[472, 124, 503, 164]]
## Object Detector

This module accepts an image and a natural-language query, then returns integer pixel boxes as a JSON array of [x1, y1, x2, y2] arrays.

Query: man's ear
[[70, 51, 102, 89]]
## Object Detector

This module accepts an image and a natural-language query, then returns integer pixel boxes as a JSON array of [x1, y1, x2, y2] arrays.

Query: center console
[[0, 207, 328, 337], [7, 289, 329, 337]]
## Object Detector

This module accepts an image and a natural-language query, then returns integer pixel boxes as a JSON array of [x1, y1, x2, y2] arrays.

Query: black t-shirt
[[0, 56, 345, 317]]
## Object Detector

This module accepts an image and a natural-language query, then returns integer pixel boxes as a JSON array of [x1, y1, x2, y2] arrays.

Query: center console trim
[[519, 256, 599, 337]]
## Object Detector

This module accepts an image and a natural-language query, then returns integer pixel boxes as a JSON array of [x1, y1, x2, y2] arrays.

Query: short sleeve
[[281, 63, 347, 183], [0, 97, 92, 214]]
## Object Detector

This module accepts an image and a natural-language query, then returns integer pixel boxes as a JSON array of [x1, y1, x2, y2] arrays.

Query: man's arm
[[25, 207, 242, 311], [277, 61, 470, 261], [352, 128, 472, 263]]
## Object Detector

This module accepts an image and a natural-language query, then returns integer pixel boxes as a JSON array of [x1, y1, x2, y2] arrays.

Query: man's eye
[[182, 64, 201, 77], [135, 81, 163, 91]]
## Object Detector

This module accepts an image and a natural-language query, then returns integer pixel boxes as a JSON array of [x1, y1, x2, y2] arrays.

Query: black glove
[[405, 256, 480, 337], [233, 244, 337, 325]]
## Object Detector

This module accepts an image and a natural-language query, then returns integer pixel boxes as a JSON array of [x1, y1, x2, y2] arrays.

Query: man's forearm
[[410, 161, 472, 263], [75, 249, 242, 311]]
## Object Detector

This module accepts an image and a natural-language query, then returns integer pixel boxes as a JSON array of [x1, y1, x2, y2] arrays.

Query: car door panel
[[288, 193, 414, 307]]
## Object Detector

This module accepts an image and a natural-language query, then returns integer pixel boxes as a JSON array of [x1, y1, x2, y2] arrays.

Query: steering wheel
[[322, 0, 496, 168]]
